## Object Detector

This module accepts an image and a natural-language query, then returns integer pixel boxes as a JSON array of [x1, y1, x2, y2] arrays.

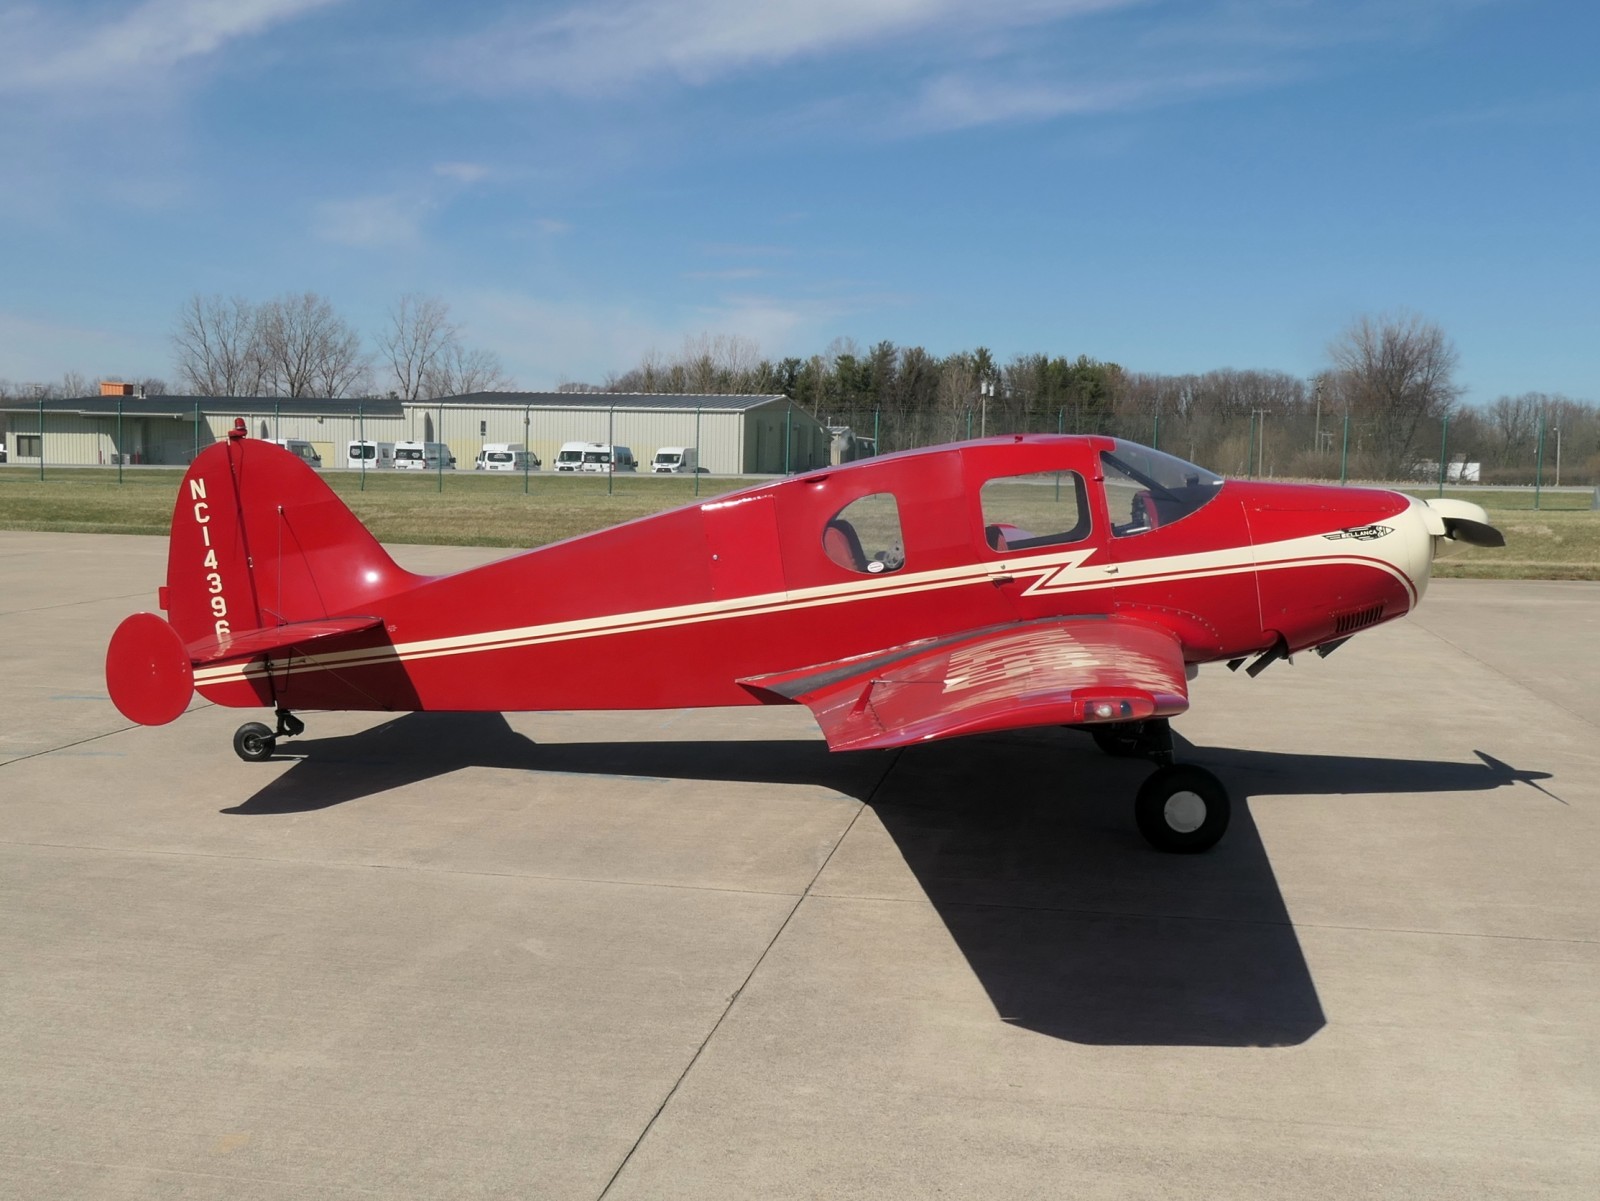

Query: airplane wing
[[740, 616, 1189, 752]]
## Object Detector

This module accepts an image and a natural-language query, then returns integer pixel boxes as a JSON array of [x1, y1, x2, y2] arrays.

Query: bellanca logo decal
[[1323, 524, 1393, 542]]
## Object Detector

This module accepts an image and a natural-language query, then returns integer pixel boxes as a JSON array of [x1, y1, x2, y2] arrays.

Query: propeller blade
[[1442, 517, 1505, 548], [1423, 498, 1506, 548]]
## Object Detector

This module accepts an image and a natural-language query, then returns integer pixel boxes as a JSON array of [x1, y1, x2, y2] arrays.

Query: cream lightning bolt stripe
[[190, 528, 1418, 687]]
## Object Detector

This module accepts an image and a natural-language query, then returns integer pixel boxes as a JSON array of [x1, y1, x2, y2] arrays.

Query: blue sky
[[1, 0, 1594, 404]]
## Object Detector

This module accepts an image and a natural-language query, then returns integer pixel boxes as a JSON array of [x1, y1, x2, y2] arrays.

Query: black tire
[[233, 722, 277, 762], [1135, 765, 1230, 853]]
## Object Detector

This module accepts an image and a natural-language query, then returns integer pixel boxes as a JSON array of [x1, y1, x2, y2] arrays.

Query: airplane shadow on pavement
[[223, 712, 1554, 1049]]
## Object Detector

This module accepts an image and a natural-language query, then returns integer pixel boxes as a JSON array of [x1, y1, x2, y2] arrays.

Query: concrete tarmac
[[1, 530, 1596, 1199]]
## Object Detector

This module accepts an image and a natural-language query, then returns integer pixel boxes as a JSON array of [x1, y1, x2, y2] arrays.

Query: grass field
[[0, 466, 755, 547], [2, 465, 1595, 578]]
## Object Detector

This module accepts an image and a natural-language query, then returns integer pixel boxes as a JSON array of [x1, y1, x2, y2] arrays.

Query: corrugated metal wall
[[405, 406, 751, 473], [9, 400, 830, 473]]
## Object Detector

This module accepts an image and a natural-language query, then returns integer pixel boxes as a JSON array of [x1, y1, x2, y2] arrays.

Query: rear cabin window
[[981, 471, 1090, 552], [822, 493, 905, 574]]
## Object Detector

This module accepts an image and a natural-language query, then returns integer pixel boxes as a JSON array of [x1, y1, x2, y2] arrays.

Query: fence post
[[873, 408, 880, 456], [359, 402, 367, 491], [1534, 413, 1544, 510], [38, 392, 44, 481], [1340, 412, 1350, 485], [117, 398, 124, 484], [694, 405, 702, 497], [784, 403, 792, 475], [608, 405, 615, 496], [524, 406, 531, 495], [1437, 415, 1448, 497], [437, 399, 444, 494]]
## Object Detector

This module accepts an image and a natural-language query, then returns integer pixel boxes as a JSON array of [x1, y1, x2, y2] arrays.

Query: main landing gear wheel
[[233, 722, 276, 762], [1135, 764, 1231, 854]]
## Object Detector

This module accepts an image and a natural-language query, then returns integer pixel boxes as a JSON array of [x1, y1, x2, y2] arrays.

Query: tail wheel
[[233, 722, 277, 762], [1135, 765, 1230, 853]]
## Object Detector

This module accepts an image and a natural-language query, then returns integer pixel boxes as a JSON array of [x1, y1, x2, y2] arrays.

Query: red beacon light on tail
[[104, 433, 1502, 854]]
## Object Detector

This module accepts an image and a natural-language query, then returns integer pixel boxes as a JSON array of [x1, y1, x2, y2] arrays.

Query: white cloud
[[433, 161, 492, 184], [684, 268, 770, 282], [440, 0, 1133, 94], [453, 286, 883, 388], [906, 65, 1282, 131], [312, 194, 431, 248], [0, 310, 166, 383], [0, 0, 346, 91]]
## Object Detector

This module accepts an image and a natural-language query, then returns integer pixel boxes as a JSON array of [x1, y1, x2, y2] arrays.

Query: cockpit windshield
[[1100, 440, 1224, 538]]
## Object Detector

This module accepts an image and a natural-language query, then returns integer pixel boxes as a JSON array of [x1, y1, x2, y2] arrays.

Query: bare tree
[[1484, 392, 1543, 468], [171, 295, 267, 396], [1327, 312, 1462, 477], [257, 292, 368, 398], [379, 294, 455, 401], [423, 342, 512, 397]]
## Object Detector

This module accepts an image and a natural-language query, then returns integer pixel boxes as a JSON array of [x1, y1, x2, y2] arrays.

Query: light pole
[[1554, 426, 1561, 488], [979, 379, 993, 438]]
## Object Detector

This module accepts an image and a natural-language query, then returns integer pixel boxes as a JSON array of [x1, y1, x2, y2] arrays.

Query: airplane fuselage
[[185, 435, 1432, 716]]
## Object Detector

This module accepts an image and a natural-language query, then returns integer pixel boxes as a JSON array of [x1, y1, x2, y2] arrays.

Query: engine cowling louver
[[1334, 604, 1385, 636]]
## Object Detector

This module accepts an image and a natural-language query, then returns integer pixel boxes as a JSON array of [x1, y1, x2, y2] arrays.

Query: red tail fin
[[164, 428, 421, 650]]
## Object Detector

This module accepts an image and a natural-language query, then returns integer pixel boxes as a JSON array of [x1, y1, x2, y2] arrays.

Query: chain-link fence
[[3, 397, 1595, 509]]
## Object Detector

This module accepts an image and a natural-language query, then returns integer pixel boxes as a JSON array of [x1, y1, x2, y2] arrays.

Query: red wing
[[741, 616, 1189, 752]]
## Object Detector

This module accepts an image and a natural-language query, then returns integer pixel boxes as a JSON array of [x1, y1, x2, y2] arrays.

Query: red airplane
[[106, 419, 1503, 853]]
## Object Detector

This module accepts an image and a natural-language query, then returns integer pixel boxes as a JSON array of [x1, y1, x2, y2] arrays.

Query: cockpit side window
[[1101, 441, 1224, 538], [823, 493, 905, 574], [981, 471, 1090, 552]]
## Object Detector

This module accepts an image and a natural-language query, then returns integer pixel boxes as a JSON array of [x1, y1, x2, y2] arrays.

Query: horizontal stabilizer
[[184, 616, 384, 664]]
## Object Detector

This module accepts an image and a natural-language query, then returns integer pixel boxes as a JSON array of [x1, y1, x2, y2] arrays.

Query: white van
[[347, 440, 396, 469], [555, 441, 593, 472], [394, 440, 456, 470], [269, 439, 322, 468], [651, 446, 698, 474], [556, 441, 636, 472], [475, 443, 540, 472]]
